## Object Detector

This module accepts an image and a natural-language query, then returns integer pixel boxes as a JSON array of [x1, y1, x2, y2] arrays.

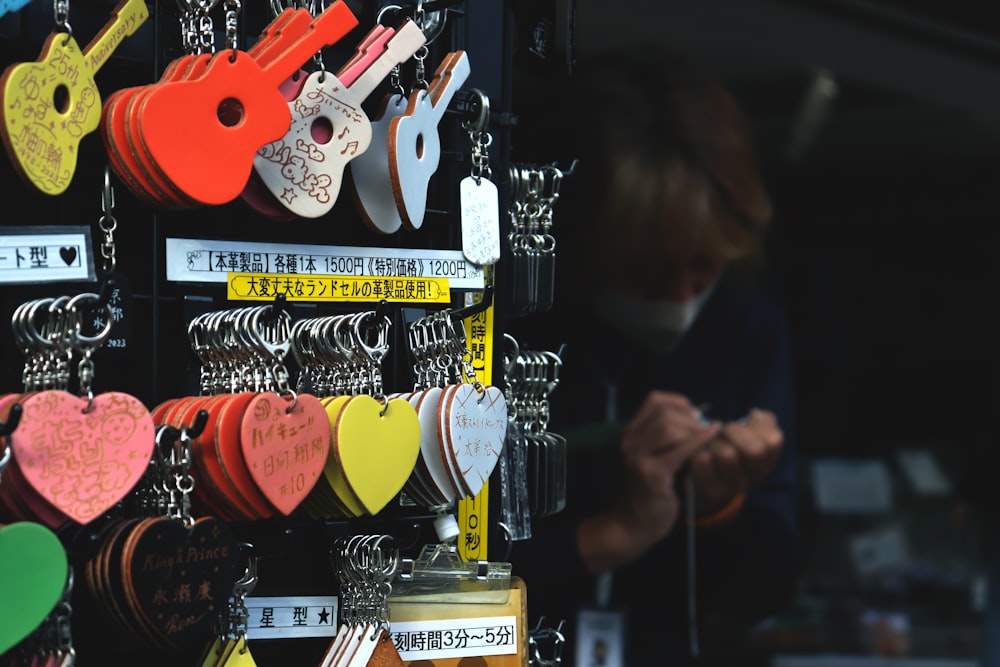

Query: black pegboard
[[0, 0, 521, 664]]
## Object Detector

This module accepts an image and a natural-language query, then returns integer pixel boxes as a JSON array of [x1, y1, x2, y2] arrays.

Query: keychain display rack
[[0, 0, 531, 664]]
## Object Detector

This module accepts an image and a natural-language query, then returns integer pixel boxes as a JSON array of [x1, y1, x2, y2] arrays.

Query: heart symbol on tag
[[332, 395, 420, 515], [239, 393, 329, 515], [11, 390, 156, 524], [59, 246, 78, 265], [125, 517, 240, 650], [0, 522, 69, 654], [441, 385, 507, 498]]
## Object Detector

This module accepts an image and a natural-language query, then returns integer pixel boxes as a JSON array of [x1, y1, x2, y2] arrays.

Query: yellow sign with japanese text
[[226, 273, 450, 303], [458, 294, 494, 561]]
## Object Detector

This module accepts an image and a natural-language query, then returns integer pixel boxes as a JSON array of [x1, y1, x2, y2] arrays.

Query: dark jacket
[[508, 270, 801, 665]]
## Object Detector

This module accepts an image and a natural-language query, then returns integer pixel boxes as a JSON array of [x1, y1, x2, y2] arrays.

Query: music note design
[[250, 20, 426, 219]]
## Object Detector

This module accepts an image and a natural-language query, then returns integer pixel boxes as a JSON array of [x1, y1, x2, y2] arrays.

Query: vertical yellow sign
[[458, 292, 494, 561]]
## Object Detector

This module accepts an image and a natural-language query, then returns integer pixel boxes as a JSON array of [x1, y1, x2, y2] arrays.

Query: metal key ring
[[66, 292, 114, 348]]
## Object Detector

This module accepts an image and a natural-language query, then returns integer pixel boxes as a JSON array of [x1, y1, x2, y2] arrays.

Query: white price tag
[[460, 176, 501, 266]]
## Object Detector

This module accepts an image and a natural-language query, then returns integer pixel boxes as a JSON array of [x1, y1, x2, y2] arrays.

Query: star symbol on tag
[[317, 608, 331, 624]]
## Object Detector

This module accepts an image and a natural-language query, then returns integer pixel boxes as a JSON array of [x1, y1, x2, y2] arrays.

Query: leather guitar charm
[[349, 91, 410, 234], [388, 50, 471, 230], [0, 0, 148, 195], [251, 19, 426, 219], [102, 1, 358, 207], [103, 6, 312, 209]]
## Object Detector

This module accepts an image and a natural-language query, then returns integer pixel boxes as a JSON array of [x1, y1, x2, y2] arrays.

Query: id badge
[[575, 608, 626, 667]]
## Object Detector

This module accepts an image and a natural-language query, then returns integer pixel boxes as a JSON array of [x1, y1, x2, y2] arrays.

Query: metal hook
[[0, 403, 23, 438], [450, 282, 494, 321], [101, 166, 115, 217], [461, 88, 490, 134], [181, 409, 210, 440]]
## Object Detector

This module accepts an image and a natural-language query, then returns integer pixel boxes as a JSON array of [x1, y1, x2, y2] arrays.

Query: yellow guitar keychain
[[0, 0, 148, 195]]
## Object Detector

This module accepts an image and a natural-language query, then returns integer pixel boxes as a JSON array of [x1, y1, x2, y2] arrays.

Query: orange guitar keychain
[[0, 0, 148, 195], [101, 6, 322, 207], [131, 1, 358, 206]]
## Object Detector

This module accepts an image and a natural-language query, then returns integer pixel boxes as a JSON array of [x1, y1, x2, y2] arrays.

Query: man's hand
[[689, 408, 783, 518], [578, 391, 720, 573]]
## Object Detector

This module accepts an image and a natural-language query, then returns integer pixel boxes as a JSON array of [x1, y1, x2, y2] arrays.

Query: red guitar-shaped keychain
[[102, 7, 313, 208], [0, 0, 148, 195], [122, 1, 358, 207]]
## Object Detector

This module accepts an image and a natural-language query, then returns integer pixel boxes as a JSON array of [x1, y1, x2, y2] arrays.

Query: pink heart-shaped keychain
[[10, 389, 155, 525], [239, 392, 329, 515], [439, 384, 507, 498]]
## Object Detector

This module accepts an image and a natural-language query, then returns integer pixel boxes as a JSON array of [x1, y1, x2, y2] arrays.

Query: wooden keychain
[[0, 0, 148, 195]]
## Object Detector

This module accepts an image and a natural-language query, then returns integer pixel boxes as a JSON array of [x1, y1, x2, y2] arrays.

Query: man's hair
[[519, 48, 773, 281]]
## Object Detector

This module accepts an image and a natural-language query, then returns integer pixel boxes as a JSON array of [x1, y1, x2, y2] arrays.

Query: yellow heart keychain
[[331, 394, 420, 515]]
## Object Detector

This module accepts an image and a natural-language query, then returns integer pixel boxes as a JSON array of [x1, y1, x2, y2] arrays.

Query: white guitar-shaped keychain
[[388, 50, 471, 230]]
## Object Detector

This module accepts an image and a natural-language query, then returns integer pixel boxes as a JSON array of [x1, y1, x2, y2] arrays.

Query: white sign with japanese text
[[166, 238, 485, 290], [0, 226, 95, 284], [390, 615, 517, 660], [244, 595, 338, 640]]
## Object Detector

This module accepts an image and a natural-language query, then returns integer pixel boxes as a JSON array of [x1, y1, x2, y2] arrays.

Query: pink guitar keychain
[[251, 20, 427, 219]]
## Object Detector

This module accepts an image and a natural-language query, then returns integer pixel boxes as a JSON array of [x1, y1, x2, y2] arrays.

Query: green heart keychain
[[0, 521, 69, 654]]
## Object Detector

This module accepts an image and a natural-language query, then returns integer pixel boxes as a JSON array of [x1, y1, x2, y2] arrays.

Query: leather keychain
[[0, 521, 69, 655], [133, 1, 358, 206], [251, 19, 427, 219], [119, 7, 316, 207], [388, 50, 471, 230], [244, 21, 398, 219], [9, 293, 156, 526], [103, 6, 311, 207], [0, 0, 148, 195]]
